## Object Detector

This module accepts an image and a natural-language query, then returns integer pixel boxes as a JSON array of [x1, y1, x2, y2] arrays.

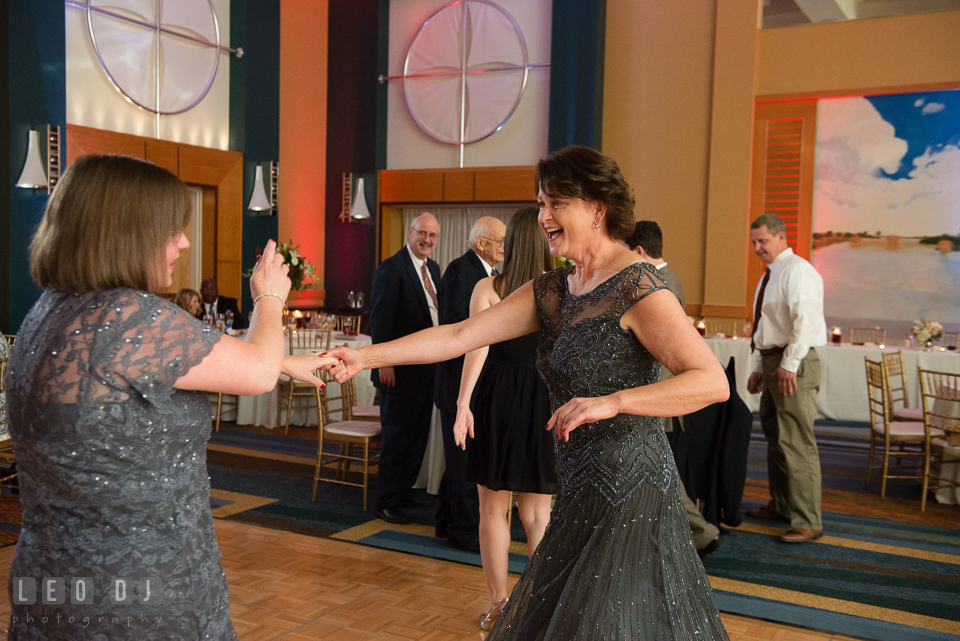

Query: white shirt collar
[[406, 244, 427, 271]]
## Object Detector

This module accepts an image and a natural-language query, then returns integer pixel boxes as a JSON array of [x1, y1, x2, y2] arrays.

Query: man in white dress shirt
[[746, 214, 826, 543]]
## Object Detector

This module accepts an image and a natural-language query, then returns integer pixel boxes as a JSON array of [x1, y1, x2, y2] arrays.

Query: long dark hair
[[494, 206, 553, 299]]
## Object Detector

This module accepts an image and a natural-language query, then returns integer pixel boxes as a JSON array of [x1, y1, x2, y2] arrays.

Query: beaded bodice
[[534, 264, 671, 505]]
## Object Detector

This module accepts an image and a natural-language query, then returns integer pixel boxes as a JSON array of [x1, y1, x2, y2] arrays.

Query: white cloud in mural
[[922, 102, 945, 115], [914, 98, 925, 107], [815, 97, 960, 236]]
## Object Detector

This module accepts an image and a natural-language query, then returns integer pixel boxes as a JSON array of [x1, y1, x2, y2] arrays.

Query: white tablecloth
[[218, 333, 375, 428], [705, 338, 960, 423]]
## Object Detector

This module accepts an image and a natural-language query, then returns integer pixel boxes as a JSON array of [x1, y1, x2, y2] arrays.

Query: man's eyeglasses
[[415, 230, 439, 241], [479, 236, 505, 247]]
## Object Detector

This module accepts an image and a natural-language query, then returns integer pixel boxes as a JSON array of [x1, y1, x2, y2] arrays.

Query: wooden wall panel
[[217, 260, 243, 309], [474, 166, 536, 202], [65, 125, 145, 165], [379, 170, 444, 203], [202, 187, 217, 280], [443, 171, 474, 201], [145, 139, 178, 174]]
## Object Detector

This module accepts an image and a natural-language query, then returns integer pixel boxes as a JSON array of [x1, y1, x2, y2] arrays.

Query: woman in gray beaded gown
[[327, 145, 731, 640], [6, 154, 331, 640]]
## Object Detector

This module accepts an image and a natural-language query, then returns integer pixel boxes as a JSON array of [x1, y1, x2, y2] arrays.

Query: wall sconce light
[[340, 173, 372, 223], [16, 126, 61, 194], [247, 162, 278, 215]]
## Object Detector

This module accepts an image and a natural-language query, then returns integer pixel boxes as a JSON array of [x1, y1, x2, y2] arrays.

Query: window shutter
[[746, 100, 817, 313]]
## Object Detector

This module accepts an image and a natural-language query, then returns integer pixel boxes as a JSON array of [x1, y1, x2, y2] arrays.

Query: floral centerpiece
[[247, 241, 319, 291], [910, 319, 943, 345]]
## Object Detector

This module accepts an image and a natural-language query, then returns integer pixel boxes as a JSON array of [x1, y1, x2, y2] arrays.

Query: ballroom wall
[[602, 2, 960, 316]]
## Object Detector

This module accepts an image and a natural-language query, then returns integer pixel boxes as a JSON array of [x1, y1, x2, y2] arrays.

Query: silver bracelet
[[253, 292, 286, 306]]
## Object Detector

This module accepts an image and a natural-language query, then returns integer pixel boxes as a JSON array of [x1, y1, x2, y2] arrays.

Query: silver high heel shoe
[[479, 597, 508, 631]]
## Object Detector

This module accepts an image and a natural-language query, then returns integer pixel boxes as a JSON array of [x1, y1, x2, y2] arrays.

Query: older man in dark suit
[[434, 216, 506, 552], [625, 220, 723, 558], [369, 213, 442, 524]]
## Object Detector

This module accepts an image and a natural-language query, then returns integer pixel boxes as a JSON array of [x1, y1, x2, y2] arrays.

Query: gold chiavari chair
[[849, 327, 886, 345], [918, 369, 960, 512], [864, 358, 932, 498], [942, 332, 959, 350], [334, 314, 361, 334], [277, 328, 332, 434], [313, 369, 381, 510], [881, 351, 923, 423], [2, 335, 16, 348], [702, 317, 743, 337], [209, 393, 239, 433]]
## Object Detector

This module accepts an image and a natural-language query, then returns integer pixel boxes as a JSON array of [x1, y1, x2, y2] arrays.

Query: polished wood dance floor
[[0, 518, 864, 640]]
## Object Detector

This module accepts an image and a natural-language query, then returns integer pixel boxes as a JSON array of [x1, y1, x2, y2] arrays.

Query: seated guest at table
[[7, 154, 333, 639], [746, 213, 826, 543], [369, 212, 442, 524], [174, 287, 203, 319], [435, 216, 507, 552], [453, 206, 558, 630], [626, 220, 722, 557], [200, 277, 246, 329]]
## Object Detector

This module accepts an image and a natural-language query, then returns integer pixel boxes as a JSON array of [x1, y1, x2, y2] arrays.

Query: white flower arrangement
[[910, 319, 943, 344]]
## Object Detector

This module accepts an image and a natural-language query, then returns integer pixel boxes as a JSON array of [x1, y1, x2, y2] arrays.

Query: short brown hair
[[494, 206, 554, 299], [751, 213, 786, 235], [30, 154, 190, 293], [535, 145, 636, 241]]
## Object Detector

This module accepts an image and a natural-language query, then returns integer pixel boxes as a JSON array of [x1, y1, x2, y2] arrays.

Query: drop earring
[[594, 219, 600, 230]]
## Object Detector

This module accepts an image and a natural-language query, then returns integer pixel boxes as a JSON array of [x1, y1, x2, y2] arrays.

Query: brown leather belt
[[759, 346, 786, 356]]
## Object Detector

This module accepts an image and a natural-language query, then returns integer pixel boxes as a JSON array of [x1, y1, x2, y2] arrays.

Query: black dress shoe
[[448, 534, 481, 553], [376, 507, 412, 524], [401, 492, 435, 506], [697, 533, 724, 559], [435, 523, 449, 539]]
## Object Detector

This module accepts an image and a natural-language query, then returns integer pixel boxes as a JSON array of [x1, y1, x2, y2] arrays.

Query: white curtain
[[402, 205, 528, 273]]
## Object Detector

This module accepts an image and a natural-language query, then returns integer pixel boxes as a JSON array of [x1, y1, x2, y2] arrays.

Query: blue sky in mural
[[813, 90, 960, 333], [868, 90, 960, 180]]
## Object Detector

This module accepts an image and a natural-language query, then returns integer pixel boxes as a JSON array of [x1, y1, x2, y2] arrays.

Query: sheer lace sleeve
[[611, 262, 669, 318], [104, 291, 222, 404], [19, 289, 221, 407]]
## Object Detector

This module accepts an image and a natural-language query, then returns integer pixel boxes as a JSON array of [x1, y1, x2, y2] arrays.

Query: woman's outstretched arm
[[326, 280, 538, 383]]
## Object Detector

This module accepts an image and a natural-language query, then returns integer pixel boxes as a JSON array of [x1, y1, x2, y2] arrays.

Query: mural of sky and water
[[812, 89, 960, 334]]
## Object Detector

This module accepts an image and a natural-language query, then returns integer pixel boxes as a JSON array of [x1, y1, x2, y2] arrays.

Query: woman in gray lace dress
[[6, 154, 332, 640], [327, 146, 731, 639]]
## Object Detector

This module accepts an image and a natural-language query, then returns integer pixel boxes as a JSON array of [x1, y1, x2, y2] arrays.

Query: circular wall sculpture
[[403, 0, 529, 145], [85, 0, 221, 115]]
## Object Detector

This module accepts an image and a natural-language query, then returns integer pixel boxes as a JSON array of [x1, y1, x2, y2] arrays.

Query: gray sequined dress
[[6, 289, 236, 640], [489, 265, 729, 640]]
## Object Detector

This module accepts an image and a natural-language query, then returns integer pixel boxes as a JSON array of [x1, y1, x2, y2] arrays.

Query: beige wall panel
[[216, 261, 243, 307], [702, 1, 760, 309], [756, 10, 960, 98], [603, 0, 718, 308]]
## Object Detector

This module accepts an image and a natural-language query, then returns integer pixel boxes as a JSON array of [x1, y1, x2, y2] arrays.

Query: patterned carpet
[[0, 421, 958, 640]]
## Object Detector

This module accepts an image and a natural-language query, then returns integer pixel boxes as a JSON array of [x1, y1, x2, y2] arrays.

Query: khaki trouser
[[759, 348, 822, 530], [681, 482, 719, 549]]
